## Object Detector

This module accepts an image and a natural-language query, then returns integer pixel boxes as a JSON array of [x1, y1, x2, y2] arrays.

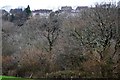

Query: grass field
[[0, 76, 34, 80]]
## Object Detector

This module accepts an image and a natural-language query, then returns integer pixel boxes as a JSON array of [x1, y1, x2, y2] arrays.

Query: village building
[[32, 9, 52, 18], [75, 6, 88, 12]]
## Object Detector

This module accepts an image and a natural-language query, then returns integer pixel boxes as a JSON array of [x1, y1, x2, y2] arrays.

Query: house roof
[[10, 8, 23, 14], [32, 9, 52, 13], [76, 6, 88, 10], [61, 6, 72, 11]]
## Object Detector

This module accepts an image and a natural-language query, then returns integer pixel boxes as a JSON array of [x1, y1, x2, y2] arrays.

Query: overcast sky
[[0, 0, 118, 11]]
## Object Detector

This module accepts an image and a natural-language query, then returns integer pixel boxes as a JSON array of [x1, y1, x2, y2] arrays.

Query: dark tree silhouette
[[24, 5, 31, 17]]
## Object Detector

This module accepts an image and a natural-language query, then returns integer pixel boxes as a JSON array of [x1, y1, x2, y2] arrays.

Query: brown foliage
[[2, 55, 16, 75], [17, 48, 52, 77]]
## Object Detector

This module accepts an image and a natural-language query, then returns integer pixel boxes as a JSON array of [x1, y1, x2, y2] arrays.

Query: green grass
[[0, 76, 34, 80]]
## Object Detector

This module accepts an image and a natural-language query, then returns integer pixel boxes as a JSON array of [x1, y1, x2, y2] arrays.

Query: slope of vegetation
[[2, 2, 120, 79]]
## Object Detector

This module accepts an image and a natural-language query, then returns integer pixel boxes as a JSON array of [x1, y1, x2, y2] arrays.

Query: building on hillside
[[32, 9, 52, 17], [61, 6, 73, 12], [10, 8, 23, 15], [9, 8, 28, 26], [75, 6, 88, 12], [0, 9, 9, 20], [1, 9, 9, 20], [118, 1, 120, 8], [2, 9, 8, 15]]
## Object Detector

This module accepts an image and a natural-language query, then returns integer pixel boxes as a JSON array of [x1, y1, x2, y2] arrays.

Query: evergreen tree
[[24, 5, 31, 17]]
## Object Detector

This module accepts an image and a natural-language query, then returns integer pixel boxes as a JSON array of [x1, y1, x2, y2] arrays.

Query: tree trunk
[[29, 73, 33, 78]]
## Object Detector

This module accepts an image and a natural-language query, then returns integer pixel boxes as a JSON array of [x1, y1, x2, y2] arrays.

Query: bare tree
[[72, 3, 119, 77], [43, 12, 62, 53]]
